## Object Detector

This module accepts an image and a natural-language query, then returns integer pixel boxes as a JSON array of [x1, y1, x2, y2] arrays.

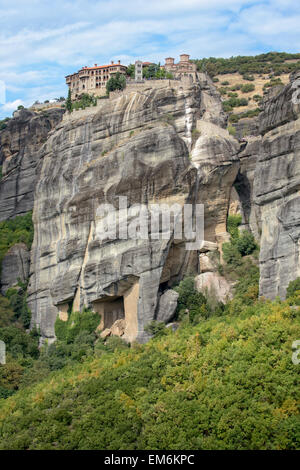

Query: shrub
[[236, 230, 257, 256], [5, 282, 32, 328], [0, 211, 34, 270], [175, 277, 211, 322], [227, 214, 242, 240], [145, 321, 168, 338], [286, 277, 300, 298], [227, 125, 236, 136], [222, 242, 242, 267], [54, 308, 100, 344], [241, 83, 255, 93]]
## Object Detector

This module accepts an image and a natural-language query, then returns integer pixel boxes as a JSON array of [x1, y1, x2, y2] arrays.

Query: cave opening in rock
[[93, 296, 125, 330]]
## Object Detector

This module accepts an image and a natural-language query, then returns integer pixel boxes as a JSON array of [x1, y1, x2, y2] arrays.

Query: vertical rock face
[[0, 108, 64, 220], [1, 243, 30, 294], [27, 79, 239, 342], [253, 72, 300, 299]]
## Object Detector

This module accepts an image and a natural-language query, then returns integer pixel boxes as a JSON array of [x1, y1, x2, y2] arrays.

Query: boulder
[[156, 289, 179, 323], [99, 328, 111, 340], [110, 319, 126, 337], [195, 272, 233, 304]]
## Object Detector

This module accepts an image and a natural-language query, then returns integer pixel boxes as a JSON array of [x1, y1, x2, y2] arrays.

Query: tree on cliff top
[[106, 72, 126, 93], [66, 89, 72, 113]]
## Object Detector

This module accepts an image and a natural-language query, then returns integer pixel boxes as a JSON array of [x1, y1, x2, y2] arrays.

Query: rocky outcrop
[[232, 135, 262, 236], [0, 108, 64, 220], [27, 78, 239, 343], [253, 71, 300, 299], [195, 272, 233, 304], [233, 117, 259, 141], [156, 289, 179, 323], [1, 243, 30, 294]]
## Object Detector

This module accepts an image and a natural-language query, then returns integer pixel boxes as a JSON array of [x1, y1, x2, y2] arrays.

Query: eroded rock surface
[[253, 72, 300, 299], [0, 108, 64, 220], [27, 79, 239, 342], [1, 243, 30, 294]]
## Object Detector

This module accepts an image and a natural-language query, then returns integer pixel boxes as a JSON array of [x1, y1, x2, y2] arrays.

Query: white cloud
[[0, 0, 300, 118], [1, 99, 24, 112]]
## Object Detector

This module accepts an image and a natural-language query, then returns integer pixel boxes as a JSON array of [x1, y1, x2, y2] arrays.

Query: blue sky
[[0, 0, 300, 118]]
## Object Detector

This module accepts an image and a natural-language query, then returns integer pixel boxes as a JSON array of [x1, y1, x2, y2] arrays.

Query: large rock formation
[[0, 108, 64, 220], [253, 71, 300, 299], [1, 243, 30, 294], [2, 70, 299, 340], [27, 78, 239, 343]]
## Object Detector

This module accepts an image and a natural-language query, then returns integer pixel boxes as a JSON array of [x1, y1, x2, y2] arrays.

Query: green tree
[[126, 64, 135, 78], [106, 72, 126, 93], [66, 88, 72, 112]]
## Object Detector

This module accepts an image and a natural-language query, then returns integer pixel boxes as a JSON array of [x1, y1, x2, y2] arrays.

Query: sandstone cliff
[[0, 108, 64, 220], [2, 71, 299, 342], [27, 77, 239, 342], [253, 71, 300, 299]]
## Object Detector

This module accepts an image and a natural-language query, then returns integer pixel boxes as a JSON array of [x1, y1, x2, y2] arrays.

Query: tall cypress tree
[[66, 88, 72, 113]]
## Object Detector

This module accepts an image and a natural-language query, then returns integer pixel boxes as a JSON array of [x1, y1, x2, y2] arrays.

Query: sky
[[0, 0, 300, 118]]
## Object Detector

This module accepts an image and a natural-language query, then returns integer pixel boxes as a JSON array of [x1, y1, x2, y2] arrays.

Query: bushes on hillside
[[5, 282, 31, 328], [0, 295, 299, 450], [241, 83, 255, 93], [223, 215, 257, 263], [174, 277, 211, 322], [194, 52, 300, 77]]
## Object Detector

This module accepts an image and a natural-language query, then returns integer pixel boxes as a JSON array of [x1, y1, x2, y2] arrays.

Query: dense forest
[[0, 213, 299, 449]]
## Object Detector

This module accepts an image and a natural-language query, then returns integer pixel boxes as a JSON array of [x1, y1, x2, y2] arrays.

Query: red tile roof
[[80, 64, 126, 70]]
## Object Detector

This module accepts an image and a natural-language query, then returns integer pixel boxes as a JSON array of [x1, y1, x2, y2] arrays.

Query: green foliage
[[228, 107, 261, 123], [286, 277, 300, 299], [223, 97, 248, 112], [71, 93, 97, 111], [0, 295, 15, 327], [222, 241, 242, 267], [194, 51, 300, 77], [0, 326, 39, 360], [236, 230, 257, 256], [0, 117, 11, 131], [143, 64, 158, 79], [55, 308, 100, 344], [0, 296, 299, 450], [223, 215, 258, 274], [253, 94, 263, 103], [175, 277, 211, 323], [227, 125, 236, 136], [66, 88, 72, 112], [242, 73, 255, 81], [0, 212, 34, 270], [126, 64, 135, 78], [241, 83, 255, 93], [263, 77, 283, 90], [5, 282, 32, 328], [106, 72, 126, 93], [227, 214, 242, 239], [145, 321, 167, 338]]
